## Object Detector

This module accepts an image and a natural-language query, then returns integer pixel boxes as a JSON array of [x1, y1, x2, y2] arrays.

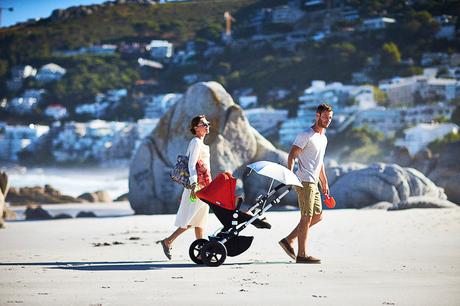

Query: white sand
[[1, 203, 459, 306]]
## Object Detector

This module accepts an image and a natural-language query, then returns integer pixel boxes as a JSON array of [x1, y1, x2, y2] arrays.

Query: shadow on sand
[[0, 260, 288, 271]]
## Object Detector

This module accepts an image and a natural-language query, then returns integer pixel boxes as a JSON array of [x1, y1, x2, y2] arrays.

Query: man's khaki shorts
[[295, 182, 322, 217]]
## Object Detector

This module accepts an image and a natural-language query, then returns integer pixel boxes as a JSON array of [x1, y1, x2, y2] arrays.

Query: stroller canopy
[[196, 172, 236, 211]]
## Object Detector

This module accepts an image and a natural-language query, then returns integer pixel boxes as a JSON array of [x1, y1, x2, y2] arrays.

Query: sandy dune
[[1, 203, 459, 305]]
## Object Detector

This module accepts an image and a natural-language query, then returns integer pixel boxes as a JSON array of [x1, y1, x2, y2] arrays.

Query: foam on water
[[7, 167, 129, 198]]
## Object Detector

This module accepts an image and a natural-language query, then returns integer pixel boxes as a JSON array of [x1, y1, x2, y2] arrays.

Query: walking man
[[279, 104, 333, 263]]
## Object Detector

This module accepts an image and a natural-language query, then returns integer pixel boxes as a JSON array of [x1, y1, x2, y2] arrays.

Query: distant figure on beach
[[158, 115, 212, 260], [279, 104, 333, 263]]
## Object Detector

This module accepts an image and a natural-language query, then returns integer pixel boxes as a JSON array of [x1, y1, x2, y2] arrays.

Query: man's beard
[[318, 119, 329, 129]]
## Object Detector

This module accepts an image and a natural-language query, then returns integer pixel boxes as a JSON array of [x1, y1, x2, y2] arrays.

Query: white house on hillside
[[238, 95, 258, 109], [362, 17, 395, 30], [8, 89, 45, 114], [36, 63, 66, 83], [395, 123, 458, 156], [0, 124, 49, 161], [244, 107, 288, 137], [7, 65, 37, 91], [422, 78, 458, 101], [144, 93, 182, 119], [146, 40, 174, 60], [45, 104, 68, 120]]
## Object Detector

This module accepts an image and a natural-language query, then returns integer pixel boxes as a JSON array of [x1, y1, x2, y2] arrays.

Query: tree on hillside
[[381, 42, 401, 66], [196, 22, 223, 43], [373, 86, 388, 106], [43, 56, 139, 109]]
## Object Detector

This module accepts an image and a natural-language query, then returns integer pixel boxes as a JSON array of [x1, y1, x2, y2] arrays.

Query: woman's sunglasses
[[197, 122, 210, 128]]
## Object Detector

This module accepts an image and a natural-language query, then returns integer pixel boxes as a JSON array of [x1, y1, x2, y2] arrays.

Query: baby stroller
[[189, 161, 302, 267]]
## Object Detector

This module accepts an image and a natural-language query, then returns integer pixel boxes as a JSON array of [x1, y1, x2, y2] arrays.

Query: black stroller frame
[[189, 179, 293, 267]]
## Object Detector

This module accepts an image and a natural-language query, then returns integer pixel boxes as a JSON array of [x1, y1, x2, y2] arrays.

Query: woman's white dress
[[174, 137, 210, 229]]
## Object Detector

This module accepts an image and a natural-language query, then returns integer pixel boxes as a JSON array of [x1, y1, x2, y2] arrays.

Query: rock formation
[[0, 171, 9, 228], [129, 82, 291, 214], [6, 185, 81, 205], [330, 163, 448, 209], [77, 190, 112, 203], [426, 142, 460, 204], [389, 196, 458, 210], [25, 205, 53, 220], [393, 142, 460, 204], [114, 193, 129, 202]]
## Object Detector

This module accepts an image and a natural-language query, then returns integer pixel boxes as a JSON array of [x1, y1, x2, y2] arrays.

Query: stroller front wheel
[[200, 241, 227, 267], [189, 239, 208, 264]]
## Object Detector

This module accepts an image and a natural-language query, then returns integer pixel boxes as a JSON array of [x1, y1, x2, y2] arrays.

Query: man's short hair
[[316, 104, 332, 114]]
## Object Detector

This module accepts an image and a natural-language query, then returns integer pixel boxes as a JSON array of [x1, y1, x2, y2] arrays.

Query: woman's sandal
[[156, 239, 172, 260]]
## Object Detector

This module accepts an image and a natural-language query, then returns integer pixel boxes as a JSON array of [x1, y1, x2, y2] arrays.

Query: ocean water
[[5, 166, 129, 199]]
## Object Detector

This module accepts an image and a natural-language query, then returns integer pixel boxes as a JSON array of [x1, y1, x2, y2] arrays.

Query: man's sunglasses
[[197, 122, 210, 127]]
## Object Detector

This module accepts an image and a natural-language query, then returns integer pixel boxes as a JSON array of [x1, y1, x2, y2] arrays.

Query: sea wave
[[7, 167, 129, 198]]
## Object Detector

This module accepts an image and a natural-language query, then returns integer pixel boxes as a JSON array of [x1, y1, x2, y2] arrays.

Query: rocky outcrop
[[6, 185, 81, 205], [393, 142, 460, 204], [50, 6, 100, 21], [48, 1, 154, 22], [0, 171, 9, 228], [389, 196, 458, 210], [114, 193, 129, 202], [129, 82, 290, 214], [326, 162, 366, 186], [77, 190, 112, 203], [361, 201, 394, 210], [330, 163, 448, 209], [25, 205, 53, 220], [427, 142, 460, 204], [25, 205, 100, 220]]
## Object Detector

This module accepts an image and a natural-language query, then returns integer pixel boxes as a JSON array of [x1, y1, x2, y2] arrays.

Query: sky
[[0, 0, 107, 28]]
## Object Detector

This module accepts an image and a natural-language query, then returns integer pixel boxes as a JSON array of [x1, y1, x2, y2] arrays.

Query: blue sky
[[1, 0, 107, 27]]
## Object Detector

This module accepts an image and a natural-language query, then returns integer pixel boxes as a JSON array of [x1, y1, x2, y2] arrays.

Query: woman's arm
[[187, 138, 200, 187]]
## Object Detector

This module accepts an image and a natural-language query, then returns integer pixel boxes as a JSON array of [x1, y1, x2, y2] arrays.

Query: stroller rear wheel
[[200, 241, 227, 267], [189, 239, 208, 264]]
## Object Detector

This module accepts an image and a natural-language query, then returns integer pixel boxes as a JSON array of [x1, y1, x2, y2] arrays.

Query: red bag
[[196, 159, 211, 188], [324, 195, 336, 209]]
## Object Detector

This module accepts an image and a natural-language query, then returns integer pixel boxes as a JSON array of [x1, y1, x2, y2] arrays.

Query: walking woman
[[158, 115, 212, 260]]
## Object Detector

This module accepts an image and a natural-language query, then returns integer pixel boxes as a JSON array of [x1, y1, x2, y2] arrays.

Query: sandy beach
[[1, 203, 459, 306]]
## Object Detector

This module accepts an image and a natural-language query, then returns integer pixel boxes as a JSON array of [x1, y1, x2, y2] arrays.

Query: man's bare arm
[[319, 163, 329, 196], [287, 145, 302, 172]]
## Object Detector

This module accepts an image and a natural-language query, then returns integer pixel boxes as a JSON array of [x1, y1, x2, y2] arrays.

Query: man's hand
[[321, 183, 330, 197]]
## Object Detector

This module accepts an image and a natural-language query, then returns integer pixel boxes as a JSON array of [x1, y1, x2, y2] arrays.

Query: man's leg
[[285, 212, 322, 243], [285, 223, 300, 243], [297, 215, 312, 258], [310, 213, 322, 227]]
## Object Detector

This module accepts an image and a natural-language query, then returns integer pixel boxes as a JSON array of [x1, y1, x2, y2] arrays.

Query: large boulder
[[0, 171, 9, 228], [427, 141, 460, 204], [25, 205, 53, 220], [330, 163, 447, 209], [391, 141, 460, 204], [129, 82, 290, 214], [77, 190, 112, 203], [326, 162, 366, 186]]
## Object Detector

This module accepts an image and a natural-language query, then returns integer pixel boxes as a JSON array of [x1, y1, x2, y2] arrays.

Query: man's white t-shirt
[[293, 128, 328, 183]]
